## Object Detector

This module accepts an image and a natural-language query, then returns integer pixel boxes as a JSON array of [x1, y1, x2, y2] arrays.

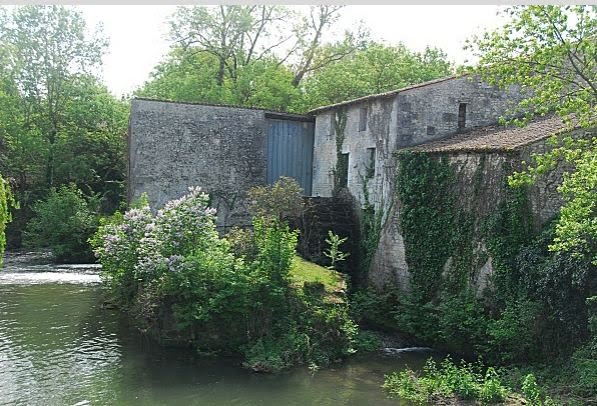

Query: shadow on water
[[0, 252, 435, 406]]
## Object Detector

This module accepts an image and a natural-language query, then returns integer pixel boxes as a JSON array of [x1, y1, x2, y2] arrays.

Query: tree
[[0, 175, 16, 267], [24, 184, 99, 263], [168, 5, 293, 86], [0, 6, 128, 247], [296, 43, 453, 111], [165, 5, 365, 92], [0, 5, 108, 189], [288, 5, 367, 87], [137, 49, 301, 111], [467, 5, 596, 263]]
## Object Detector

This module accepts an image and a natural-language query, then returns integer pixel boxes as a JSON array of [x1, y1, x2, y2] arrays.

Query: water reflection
[[0, 262, 430, 406]]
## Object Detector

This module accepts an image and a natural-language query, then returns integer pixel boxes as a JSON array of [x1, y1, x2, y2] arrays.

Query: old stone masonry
[[128, 74, 594, 292]]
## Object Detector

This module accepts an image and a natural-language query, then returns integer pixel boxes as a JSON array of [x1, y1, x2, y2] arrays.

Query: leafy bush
[[92, 186, 356, 371], [25, 184, 99, 263], [0, 175, 16, 267], [247, 176, 304, 221], [352, 330, 382, 353], [383, 357, 509, 405]]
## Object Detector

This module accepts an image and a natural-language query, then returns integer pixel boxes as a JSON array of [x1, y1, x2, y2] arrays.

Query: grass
[[290, 256, 346, 296]]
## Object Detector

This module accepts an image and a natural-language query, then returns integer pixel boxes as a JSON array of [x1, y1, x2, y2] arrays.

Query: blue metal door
[[266, 119, 314, 196]]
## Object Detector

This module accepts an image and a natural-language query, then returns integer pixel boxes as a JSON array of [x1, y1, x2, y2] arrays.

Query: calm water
[[0, 253, 431, 406]]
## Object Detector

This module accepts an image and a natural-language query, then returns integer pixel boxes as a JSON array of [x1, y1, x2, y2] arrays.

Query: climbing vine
[[396, 151, 475, 301], [332, 110, 348, 196], [483, 180, 534, 307], [359, 171, 384, 278], [0, 175, 16, 267]]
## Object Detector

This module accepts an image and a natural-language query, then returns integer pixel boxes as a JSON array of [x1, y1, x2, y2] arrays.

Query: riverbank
[[0, 257, 437, 405]]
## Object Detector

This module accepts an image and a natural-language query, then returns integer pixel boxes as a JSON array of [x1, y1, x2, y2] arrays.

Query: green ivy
[[332, 110, 348, 195], [359, 171, 384, 278], [396, 151, 474, 301], [483, 183, 533, 307]]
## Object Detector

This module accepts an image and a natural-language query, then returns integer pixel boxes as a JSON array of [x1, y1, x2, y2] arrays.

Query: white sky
[[78, 5, 507, 98]]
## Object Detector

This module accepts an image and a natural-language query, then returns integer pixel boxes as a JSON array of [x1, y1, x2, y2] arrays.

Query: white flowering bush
[[92, 187, 222, 305], [92, 186, 356, 372]]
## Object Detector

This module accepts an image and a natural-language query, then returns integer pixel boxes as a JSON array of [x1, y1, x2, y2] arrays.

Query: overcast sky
[[78, 5, 507, 97]]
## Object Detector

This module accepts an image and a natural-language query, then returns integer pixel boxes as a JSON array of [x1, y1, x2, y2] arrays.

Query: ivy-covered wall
[[368, 144, 562, 295]]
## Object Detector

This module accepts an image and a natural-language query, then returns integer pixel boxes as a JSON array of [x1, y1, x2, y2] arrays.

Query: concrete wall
[[128, 99, 269, 227]]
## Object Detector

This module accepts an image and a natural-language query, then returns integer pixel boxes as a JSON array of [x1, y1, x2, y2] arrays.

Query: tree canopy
[[0, 5, 128, 247], [468, 5, 596, 263]]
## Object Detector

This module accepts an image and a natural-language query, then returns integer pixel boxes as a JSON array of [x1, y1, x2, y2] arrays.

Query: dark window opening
[[458, 103, 467, 130], [359, 107, 367, 131], [427, 126, 436, 135], [366, 147, 376, 179]]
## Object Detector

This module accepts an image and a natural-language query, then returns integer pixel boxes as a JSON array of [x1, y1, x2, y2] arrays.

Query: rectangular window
[[458, 103, 467, 130], [329, 112, 335, 136], [366, 147, 376, 179], [359, 107, 367, 131]]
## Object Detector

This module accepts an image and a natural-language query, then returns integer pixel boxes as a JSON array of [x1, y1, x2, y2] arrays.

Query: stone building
[[128, 98, 314, 227], [128, 75, 591, 292]]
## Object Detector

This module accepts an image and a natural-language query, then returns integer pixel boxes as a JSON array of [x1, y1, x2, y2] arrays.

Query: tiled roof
[[409, 115, 578, 154]]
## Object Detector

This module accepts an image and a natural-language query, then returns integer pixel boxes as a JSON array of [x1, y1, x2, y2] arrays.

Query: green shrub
[[479, 367, 508, 403], [353, 330, 382, 353], [25, 184, 99, 263], [92, 187, 356, 371], [383, 357, 510, 405], [247, 176, 305, 222], [349, 287, 399, 329], [486, 300, 542, 363], [0, 175, 16, 267]]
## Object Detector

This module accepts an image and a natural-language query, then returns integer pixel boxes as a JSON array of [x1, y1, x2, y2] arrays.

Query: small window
[[366, 147, 376, 179], [359, 107, 367, 131], [427, 126, 436, 136], [458, 103, 467, 130], [329, 113, 335, 136]]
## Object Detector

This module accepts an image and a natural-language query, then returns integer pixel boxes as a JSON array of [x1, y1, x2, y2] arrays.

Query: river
[[0, 252, 432, 406]]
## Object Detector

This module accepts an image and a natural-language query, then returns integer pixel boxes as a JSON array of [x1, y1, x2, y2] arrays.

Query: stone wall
[[311, 75, 521, 216], [128, 99, 269, 227], [366, 131, 584, 293]]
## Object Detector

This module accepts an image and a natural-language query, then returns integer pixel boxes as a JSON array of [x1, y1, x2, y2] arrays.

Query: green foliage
[[521, 374, 541, 406], [140, 5, 452, 114], [24, 184, 99, 263], [0, 175, 16, 267], [332, 110, 348, 195], [92, 187, 356, 372], [468, 5, 597, 266], [359, 171, 384, 278], [383, 358, 509, 405], [323, 230, 349, 270], [0, 6, 128, 247], [467, 5, 596, 128], [396, 151, 472, 301], [511, 135, 597, 265], [348, 287, 398, 329], [247, 176, 305, 222], [352, 330, 382, 353], [298, 43, 453, 111]]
